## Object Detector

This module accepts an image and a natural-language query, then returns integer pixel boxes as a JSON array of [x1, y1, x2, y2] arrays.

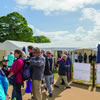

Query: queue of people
[[0, 46, 72, 100], [74, 52, 96, 64]]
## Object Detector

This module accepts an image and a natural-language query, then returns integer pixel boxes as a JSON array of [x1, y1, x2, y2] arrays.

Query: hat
[[2, 57, 9, 62]]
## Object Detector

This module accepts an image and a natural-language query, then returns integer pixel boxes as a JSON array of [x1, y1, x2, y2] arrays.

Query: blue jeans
[[12, 83, 22, 100], [45, 74, 53, 94], [66, 67, 70, 82]]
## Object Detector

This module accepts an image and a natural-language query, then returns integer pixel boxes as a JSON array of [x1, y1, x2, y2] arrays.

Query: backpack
[[23, 62, 31, 81]]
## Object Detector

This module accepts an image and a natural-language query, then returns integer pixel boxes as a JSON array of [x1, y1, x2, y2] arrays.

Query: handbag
[[9, 75, 17, 85], [25, 80, 32, 93]]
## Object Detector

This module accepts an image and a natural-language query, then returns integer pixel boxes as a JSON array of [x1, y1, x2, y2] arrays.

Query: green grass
[[54, 72, 59, 80]]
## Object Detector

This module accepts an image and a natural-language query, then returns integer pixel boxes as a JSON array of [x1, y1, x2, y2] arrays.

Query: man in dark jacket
[[44, 51, 55, 97], [89, 53, 92, 64], [30, 47, 45, 100], [78, 53, 83, 63], [84, 53, 87, 63]]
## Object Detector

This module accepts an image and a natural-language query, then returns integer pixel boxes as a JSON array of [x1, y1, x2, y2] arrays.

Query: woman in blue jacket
[[0, 69, 9, 100]]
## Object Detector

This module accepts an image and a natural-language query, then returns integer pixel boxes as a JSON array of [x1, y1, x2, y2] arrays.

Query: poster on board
[[96, 64, 100, 83], [74, 63, 91, 81]]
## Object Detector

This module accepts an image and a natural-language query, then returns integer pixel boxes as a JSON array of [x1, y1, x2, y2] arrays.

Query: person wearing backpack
[[27, 45, 34, 99], [8, 49, 24, 100], [30, 47, 45, 100]]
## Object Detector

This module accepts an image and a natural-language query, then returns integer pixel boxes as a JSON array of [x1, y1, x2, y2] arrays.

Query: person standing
[[64, 51, 72, 82], [74, 52, 78, 62], [27, 45, 34, 99], [89, 53, 93, 64], [41, 49, 46, 57], [78, 53, 83, 63], [93, 54, 96, 63], [84, 53, 87, 63], [44, 51, 55, 97], [27, 45, 34, 58], [41, 49, 46, 84], [8, 49, 24, 100], [1, 57, 9, 77], [30, 47, 45, 100], [7, 51, 15, 68], [0, 69, 9, 100]]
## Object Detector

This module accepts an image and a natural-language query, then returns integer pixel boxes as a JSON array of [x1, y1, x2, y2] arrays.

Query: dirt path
[[8, 82, 100, 100]]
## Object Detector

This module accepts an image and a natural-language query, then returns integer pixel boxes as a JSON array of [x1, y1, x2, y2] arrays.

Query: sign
[[74, 63, 91, 81], [96, 64, 100, 83]]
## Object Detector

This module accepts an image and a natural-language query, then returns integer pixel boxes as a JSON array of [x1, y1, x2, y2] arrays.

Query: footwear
[[49, 93, 53, 97], [61, 82, 65, 85], [66, 86, 71, 88], [31, 96, 35, 100], [44, 87, 47, 91], [54, 85, 59, 88]]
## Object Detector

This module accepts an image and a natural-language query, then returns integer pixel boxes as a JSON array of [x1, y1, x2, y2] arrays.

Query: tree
[[0, 12, 34, 42], [34, 36, 51, 43]]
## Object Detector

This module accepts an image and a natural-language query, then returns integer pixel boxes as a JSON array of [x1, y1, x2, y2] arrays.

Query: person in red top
[[8, 49, 24, 100]]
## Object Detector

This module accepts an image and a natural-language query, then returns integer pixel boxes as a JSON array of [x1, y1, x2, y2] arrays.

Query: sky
[[0, 0, 100, 48]]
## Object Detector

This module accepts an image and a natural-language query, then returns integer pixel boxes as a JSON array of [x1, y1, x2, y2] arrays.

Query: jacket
[[0, 69, 9, 100], [10, 58, 24, 83], [44, 56, 55, 75], [58, 59, 67, 76], [30, 55, 45, 80], [7, 54, 15, 67]]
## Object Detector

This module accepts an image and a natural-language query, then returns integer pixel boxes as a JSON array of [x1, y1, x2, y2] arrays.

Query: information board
[[97, 64, 100, 83], [74, 63, 91, 81]]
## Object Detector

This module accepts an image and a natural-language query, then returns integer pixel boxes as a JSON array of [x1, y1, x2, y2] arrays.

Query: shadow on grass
[[42, 84, 69, 100], [70, 82, 90, 90]]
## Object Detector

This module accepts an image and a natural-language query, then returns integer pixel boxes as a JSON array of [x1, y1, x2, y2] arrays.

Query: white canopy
[[0, 40, 97, 56]]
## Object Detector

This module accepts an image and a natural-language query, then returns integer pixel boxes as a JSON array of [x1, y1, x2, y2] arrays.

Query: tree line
[[0, 12, 50, 43]]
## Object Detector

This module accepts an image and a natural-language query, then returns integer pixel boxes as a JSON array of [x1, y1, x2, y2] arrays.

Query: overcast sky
[[0, 0, 100, 48]]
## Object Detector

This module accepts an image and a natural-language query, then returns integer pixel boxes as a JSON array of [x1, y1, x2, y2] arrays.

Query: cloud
[[16, 0, 100, 15], [29, 23, 99, 48], [29, 24, 69, 41], [28, 8, 100, 47], [81, 8, 100, 25], [80, 8, 100, 41], [76, 26, 86, 34], [29, 24, 86, 42]]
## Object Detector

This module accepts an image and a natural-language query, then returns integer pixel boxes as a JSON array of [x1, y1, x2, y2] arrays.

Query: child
[[1, 57, 9, 77]]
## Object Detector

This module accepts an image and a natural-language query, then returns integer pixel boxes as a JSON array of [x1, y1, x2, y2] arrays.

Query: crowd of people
[[74, 52, 96, 63], [0, 46, 72, 100]]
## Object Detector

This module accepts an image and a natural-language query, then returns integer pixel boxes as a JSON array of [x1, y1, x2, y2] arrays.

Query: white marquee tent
[[0, 40, 97, 61]]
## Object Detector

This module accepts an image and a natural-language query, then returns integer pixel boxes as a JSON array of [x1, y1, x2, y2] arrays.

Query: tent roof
[[2, 40, 97, 51]]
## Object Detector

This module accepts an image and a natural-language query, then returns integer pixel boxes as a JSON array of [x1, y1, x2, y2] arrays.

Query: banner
[[74, 63, 91, 81], [96, 64, 100, 83]]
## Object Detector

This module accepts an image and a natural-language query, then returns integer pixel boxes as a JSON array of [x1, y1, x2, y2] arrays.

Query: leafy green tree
[[0, 12, 34, 42], [34, 36, 51, 43]]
